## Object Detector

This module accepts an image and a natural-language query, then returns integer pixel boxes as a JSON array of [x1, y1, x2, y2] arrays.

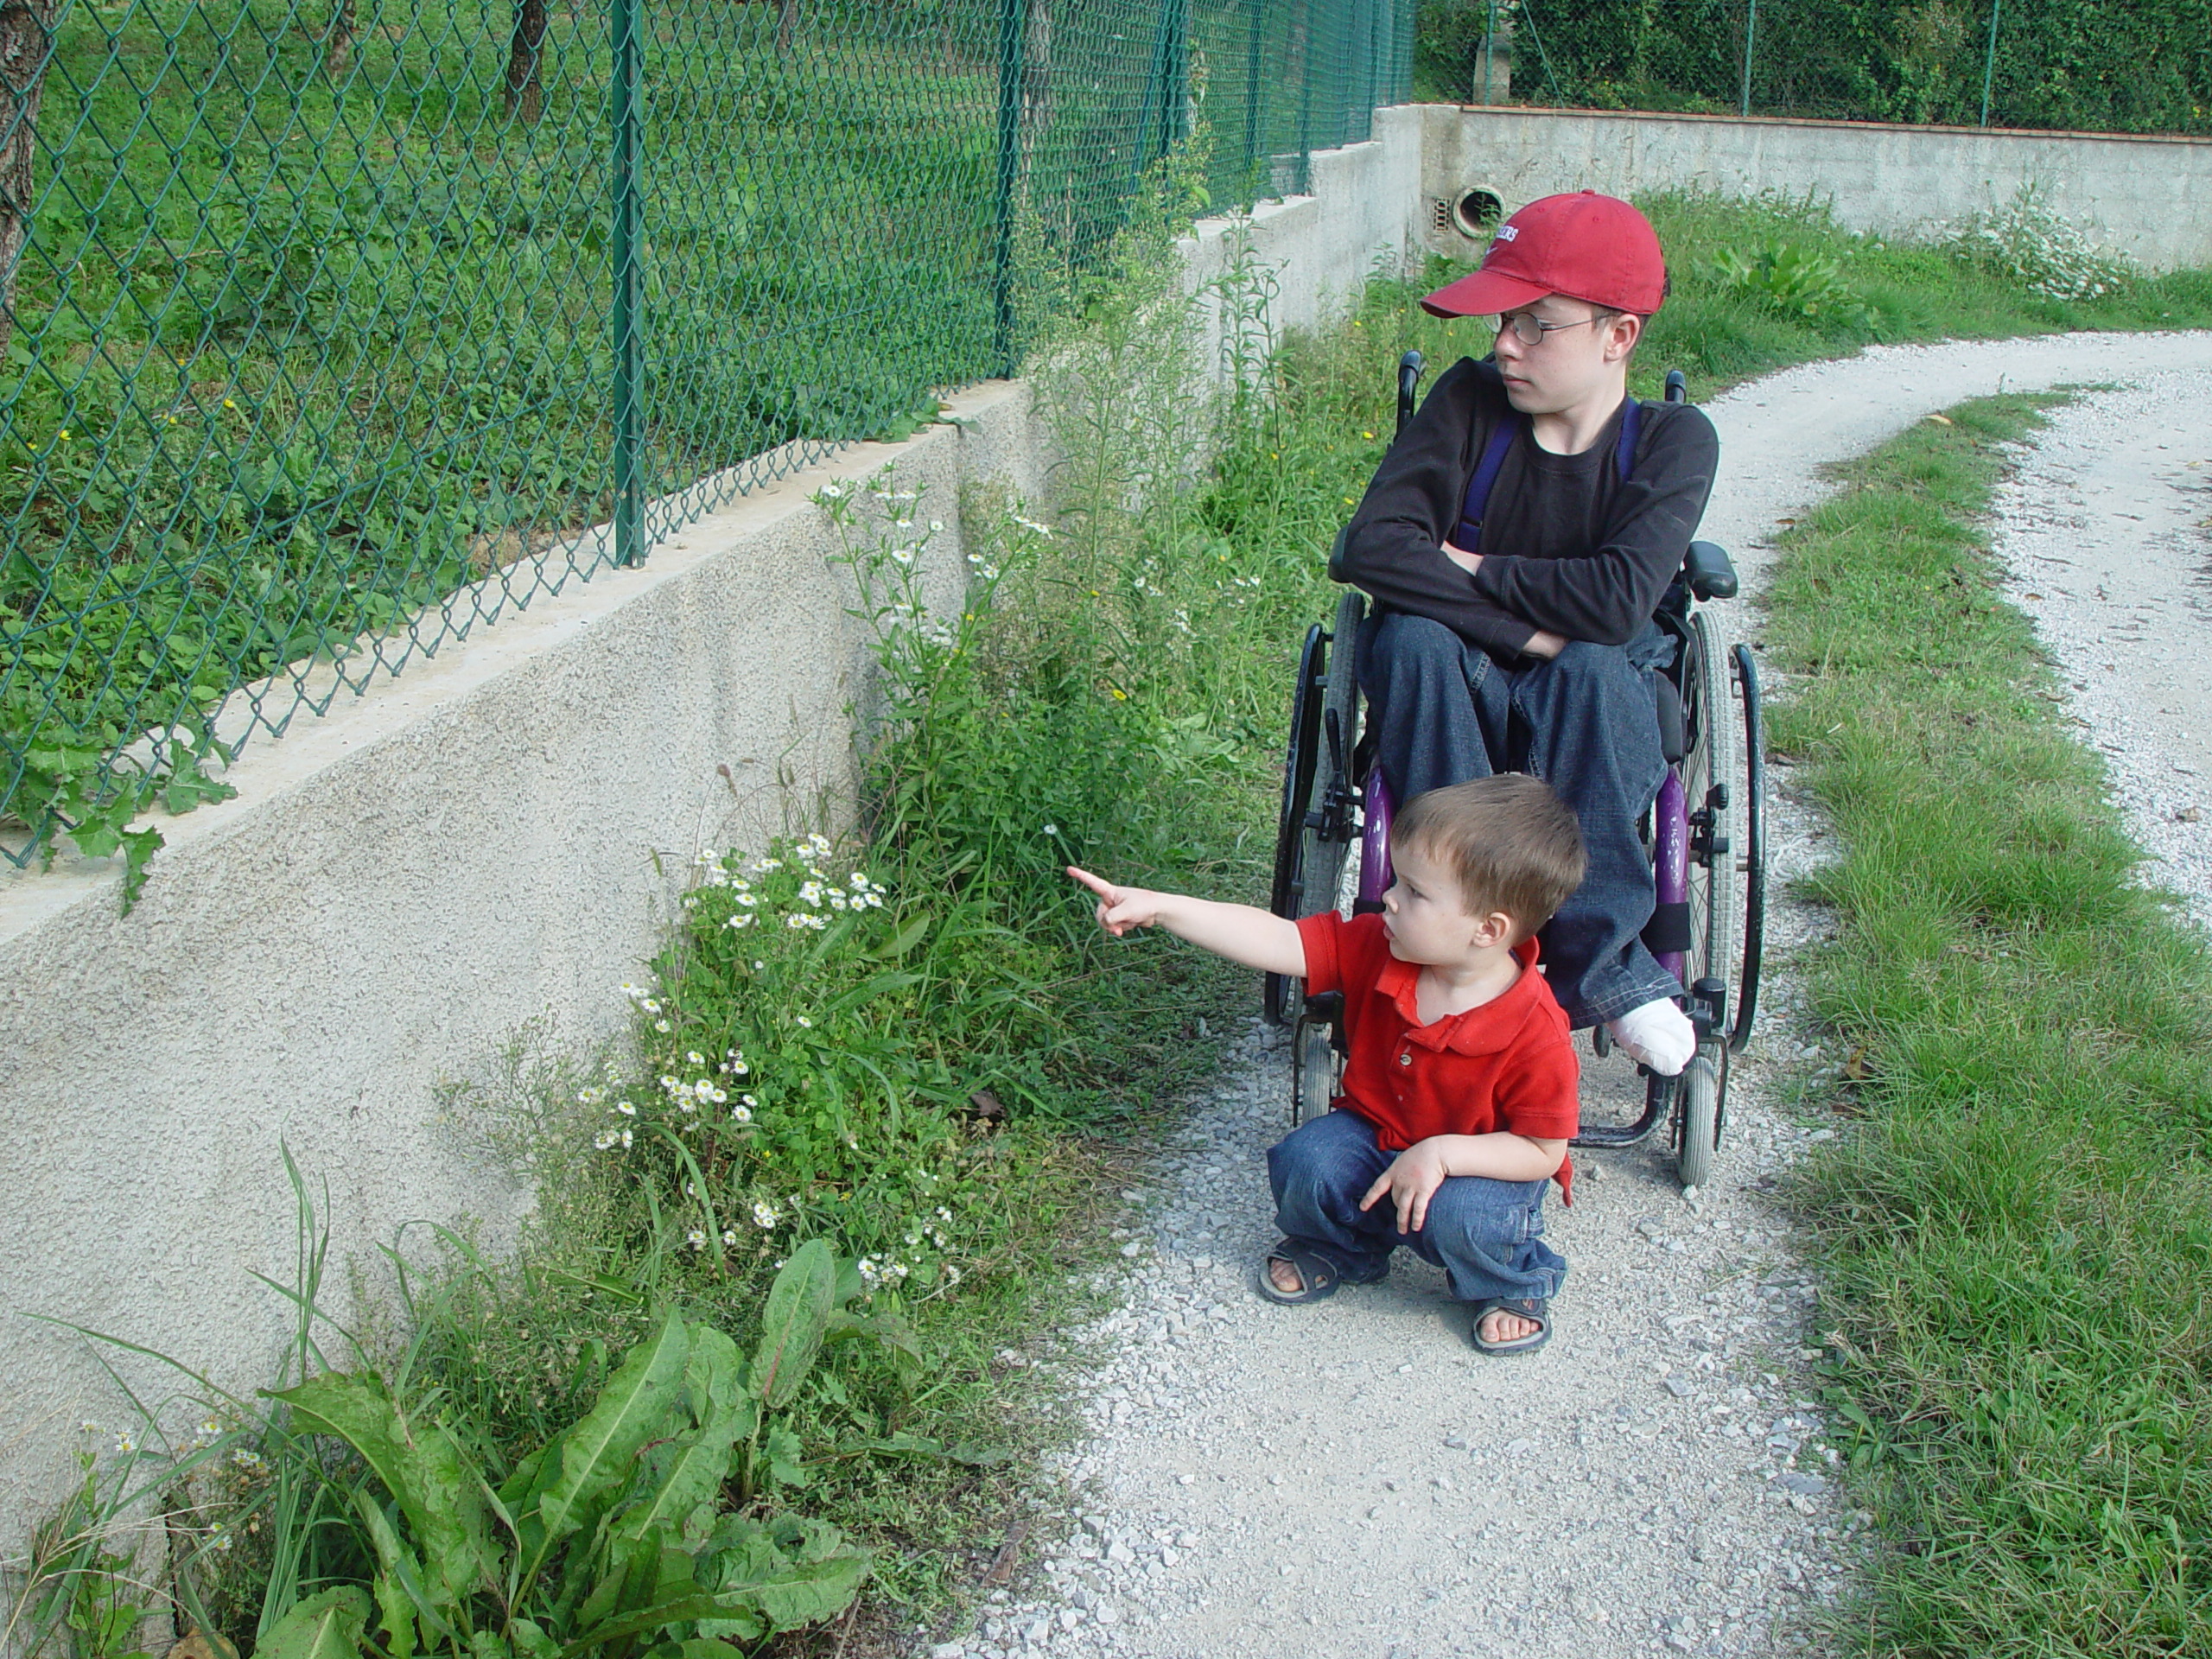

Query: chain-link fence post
[[1479, 0, 1498, 104], [1146, 0, 1190, 168], [1243, 0, 1266, 177], [992, 0, 1029, 374], [1980, 0, 2001, 127], [1356, 0, 1376, 137], [610, 0, 644, 568], [1738, 0, 1757, 117], [1295, 0, 1315, 192]]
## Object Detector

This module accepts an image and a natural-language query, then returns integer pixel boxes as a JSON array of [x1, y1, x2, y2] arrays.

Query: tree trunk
[[504, 0, 548, 122], [322, 0, 353, 77], [775, 0, 796, 57], [0, 0, 53, 362]]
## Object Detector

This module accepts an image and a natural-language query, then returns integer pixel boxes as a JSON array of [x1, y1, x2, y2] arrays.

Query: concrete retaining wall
[[0, 108, 1423, 1544], [1419, 105, 2212, 271]]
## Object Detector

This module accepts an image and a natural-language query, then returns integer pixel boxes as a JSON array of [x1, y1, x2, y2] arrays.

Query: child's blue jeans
[[1267, 1108, 1567, 1306]]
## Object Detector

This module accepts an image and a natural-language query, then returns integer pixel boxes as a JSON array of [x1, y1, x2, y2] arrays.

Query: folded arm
[[1341, 362, 1719, 651], [1338, 359, 1545, 658], [1467, 411, 1719, 645]]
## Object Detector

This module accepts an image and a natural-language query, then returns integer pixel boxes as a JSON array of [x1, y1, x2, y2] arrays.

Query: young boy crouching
[[1068, 774, 1586, 1355]]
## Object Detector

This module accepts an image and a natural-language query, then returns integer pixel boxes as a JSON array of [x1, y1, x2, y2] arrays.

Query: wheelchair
[[1263, 352, 1768, 1189]]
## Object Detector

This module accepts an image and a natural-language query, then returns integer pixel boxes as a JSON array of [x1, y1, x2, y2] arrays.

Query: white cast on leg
[[1606, 997, 1695, 1077]]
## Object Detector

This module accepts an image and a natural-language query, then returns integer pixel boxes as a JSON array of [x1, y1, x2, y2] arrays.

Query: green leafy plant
[[19, 1151, 907, 1659], [1706, 240, 1866, 321], [257, 1255, 885, 1659]]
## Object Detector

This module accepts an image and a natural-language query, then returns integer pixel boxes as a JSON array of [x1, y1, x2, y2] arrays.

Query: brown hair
[[1391, 775, 1587, 942]]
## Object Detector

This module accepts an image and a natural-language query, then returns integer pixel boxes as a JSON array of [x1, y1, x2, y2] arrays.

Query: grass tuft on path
[[1763, 397, 2212, 1656]]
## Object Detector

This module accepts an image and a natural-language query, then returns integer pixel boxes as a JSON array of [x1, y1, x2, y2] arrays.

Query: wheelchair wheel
[[1676, 610, 1738, 1183], [1274, 593, 1364, 1122], [1675, 1050, 1723, 1190], [1729, 645, 1769, 1052], [1265, 592, 1364, 1030], [1307, 590, 1363, 926], [1290, 1014, 1338, 1127], [1264, 622, 1329, 1027], [1681, 609, 1740, 1018]]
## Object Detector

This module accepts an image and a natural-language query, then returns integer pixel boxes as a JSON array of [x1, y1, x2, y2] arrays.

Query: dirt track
[[920, 333, 2212, 1659], [1984, 369, 2212, 925]]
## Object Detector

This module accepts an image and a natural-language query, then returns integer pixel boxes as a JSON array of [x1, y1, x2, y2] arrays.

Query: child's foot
[[1476, 1305, 1541, 1344], [1256, 1240, 1381, 1305], [1605, 997, 1695, 1076], [1469, 1297, 1551, 1355]]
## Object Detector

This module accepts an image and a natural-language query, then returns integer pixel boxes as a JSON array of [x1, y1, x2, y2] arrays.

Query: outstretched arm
[[1066, 867, 1306, 978]]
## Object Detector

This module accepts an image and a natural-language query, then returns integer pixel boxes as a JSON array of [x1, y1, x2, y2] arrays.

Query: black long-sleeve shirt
[[1338, 357, 1719, 656]]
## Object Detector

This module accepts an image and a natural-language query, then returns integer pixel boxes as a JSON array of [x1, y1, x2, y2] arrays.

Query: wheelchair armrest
[[1327, 524, 1352, 584], [1683, 540, 1738, 601]]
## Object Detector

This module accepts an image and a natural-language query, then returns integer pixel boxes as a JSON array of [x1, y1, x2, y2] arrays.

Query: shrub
[[1947, 183, 2137, 302]]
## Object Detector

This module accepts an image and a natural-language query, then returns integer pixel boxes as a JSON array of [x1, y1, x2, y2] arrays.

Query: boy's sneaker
[[1605, 998, 1694, 1076]]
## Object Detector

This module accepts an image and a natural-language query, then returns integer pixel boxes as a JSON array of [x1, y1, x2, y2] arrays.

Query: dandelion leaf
[[753, 1240, 836, 1409], [270, 1372, 496, 1607], [536, 1309, 690, 1539], [681, 1320, 750, 1426], [698, 1515, 869, 1637], [255, 1588, 372, 1659]]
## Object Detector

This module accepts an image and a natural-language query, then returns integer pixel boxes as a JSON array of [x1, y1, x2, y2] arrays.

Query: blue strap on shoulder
[[1454, 397, 1643, 549], [1452, 416, 1519, 546], [1616, 396, 1642, 480]]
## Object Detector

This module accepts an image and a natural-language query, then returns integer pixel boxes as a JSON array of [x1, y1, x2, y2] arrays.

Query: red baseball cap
[[1421, 192, 1669, 318]]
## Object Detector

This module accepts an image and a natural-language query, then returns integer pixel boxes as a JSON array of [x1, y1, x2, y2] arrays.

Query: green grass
[[1759, 397, 2212, 1655], [0, 0, 1367, 848], [1637, 191, 2212, 397]]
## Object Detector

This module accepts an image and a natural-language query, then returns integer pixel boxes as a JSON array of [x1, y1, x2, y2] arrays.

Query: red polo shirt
[[1296, 910, 1580, 1201]]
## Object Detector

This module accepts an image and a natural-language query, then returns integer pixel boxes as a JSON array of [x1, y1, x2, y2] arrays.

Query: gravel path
[[1983, 371, 2212, 926], [920, 333, 2212, 1659]]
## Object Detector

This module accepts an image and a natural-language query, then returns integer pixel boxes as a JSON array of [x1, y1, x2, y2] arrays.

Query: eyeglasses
[[1495, 311, 1607, 346]]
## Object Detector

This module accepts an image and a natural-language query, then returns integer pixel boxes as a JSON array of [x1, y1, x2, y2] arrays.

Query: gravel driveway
[[1984, 369, 2212, 925], [920, 332, 2212, 1659]]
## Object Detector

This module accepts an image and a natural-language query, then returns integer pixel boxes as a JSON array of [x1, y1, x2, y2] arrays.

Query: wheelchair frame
[[1265, 352, 1768, 1188]]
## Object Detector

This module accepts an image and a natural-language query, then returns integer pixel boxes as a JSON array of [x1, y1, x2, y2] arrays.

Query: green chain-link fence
[[1418, 0, 2211, 136], [0, 0, 1414, 868]]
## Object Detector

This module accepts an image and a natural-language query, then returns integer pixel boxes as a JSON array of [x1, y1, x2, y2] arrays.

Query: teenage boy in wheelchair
[[1340, 192, 1719, 1079]]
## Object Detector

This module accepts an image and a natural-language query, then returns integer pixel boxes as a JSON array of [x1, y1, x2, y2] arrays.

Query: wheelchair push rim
[[1265, 621, 1331, 1027]]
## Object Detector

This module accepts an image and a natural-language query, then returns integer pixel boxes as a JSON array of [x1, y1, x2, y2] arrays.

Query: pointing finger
[[1066, 865, 1116, 899]]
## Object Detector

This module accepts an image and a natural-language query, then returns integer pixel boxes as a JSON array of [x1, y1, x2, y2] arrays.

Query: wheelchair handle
[[1665, 369, 1687, 404], [1395, 351, 1425, 437]]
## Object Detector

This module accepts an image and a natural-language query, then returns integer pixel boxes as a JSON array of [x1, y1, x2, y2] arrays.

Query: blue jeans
[[1267, 1109, 1567, 1306], [1357, 609, 1678, 1027]]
